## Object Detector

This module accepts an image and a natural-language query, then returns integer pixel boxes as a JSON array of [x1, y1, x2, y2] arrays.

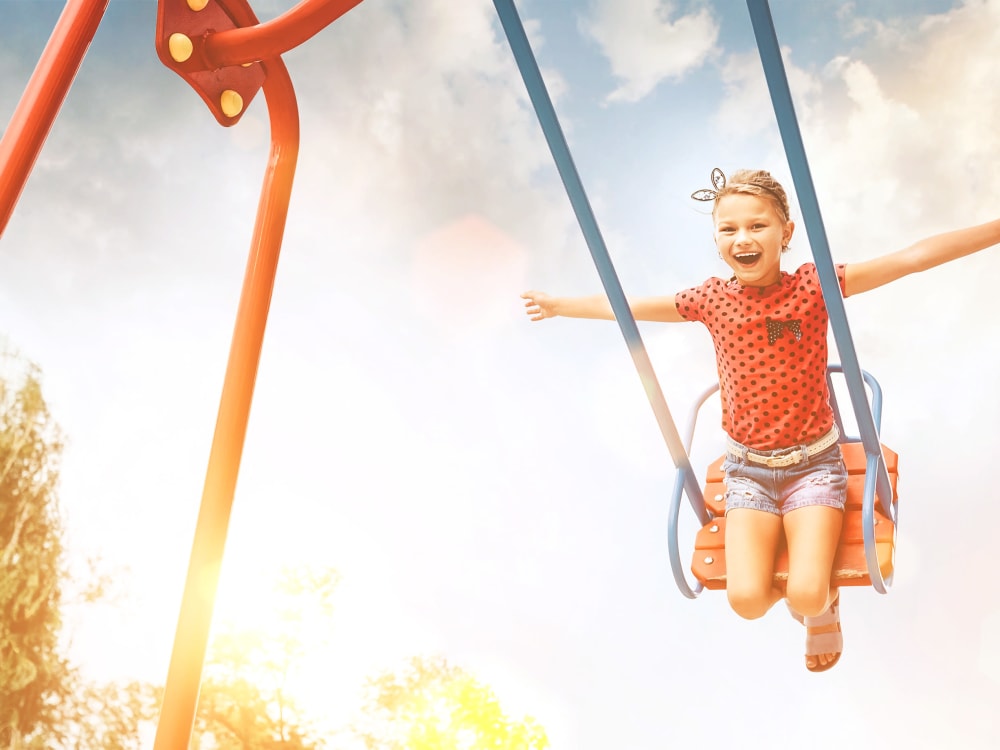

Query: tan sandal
[[801, 593, 843, 673], [785, 591, 844, 672]]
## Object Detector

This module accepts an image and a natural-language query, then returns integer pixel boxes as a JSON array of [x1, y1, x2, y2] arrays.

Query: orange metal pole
[[153, 57, 300, 748], [0, 0, 110, 238], [203, 0, 363, 67]]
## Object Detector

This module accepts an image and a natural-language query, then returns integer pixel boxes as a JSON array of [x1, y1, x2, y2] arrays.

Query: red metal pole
[[0, 0, 110, 238], [203, 0, 363, 67], [152, 56, 300, 749]]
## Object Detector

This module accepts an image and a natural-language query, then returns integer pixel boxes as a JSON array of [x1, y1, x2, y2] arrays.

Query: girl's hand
[[521, 290, 556, 321]]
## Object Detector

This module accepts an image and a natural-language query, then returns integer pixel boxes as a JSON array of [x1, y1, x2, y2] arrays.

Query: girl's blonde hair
[[714, 168, 792, 224]]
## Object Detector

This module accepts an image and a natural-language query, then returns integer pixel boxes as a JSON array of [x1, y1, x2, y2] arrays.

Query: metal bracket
[[155, 0, 266, 126]]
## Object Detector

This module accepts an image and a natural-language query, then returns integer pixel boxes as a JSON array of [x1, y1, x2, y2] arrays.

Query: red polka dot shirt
[[675, 263, 847, 451]]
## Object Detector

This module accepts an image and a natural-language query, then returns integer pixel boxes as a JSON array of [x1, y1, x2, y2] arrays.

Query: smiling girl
[[521, 168, 1000, 672]]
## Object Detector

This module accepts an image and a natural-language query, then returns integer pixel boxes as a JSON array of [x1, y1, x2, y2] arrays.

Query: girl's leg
[[724, 508, 784, 619], [781, 446, 848, 615], [783, 505, 844, 671], [782, 505, 843, 617]]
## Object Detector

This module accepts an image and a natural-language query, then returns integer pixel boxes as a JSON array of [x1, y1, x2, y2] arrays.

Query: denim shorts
[[722, 440, 848, 516]]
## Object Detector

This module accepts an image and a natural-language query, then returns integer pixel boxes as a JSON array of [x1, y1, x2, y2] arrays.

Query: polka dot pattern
[[675, 263, 847, 451]]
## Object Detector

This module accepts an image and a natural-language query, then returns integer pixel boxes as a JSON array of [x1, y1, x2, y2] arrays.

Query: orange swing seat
[[690, 441, 898, 591]]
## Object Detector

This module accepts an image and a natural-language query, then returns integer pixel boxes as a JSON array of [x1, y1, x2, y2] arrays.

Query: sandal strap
[[807, 621, 840, 636], [803, 606, 839, 627], [802, 594, 840, 628], [806, 628, 843, 656]]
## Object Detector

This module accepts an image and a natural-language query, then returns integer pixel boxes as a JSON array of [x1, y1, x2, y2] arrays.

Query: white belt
[[727, 426, 840, 468]]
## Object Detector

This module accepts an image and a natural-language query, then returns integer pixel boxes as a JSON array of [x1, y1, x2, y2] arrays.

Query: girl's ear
[[782, 220, 795, 251]]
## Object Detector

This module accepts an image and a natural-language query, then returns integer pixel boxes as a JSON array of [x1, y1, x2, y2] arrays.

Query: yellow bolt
[[167, 33, 193, 63], [220, 89, 244, 118], [187, 0, 209, 11]]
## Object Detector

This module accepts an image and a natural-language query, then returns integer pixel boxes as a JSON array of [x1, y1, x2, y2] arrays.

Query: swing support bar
[[0, 0, 110, 239], [746, 0, 897, 592], [152, 54, 300, 749], [492, 0, 708, 535]]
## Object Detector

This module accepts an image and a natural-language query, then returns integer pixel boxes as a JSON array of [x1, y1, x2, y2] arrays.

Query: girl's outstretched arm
[[521, 290, 683, 322], [844, 218, 1000, 296]]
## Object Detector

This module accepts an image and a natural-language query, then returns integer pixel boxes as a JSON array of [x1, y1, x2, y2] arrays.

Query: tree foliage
[[0, 348, 154, 749], [0, 350, 70, 747], [47, 680, 156, 749], [189, 566, 339, 749], [0, 346, 550, 749], [355, 655, 549, 750]]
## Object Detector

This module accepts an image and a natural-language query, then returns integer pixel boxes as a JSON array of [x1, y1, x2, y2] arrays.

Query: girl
[[521, 168, 1000, 672]]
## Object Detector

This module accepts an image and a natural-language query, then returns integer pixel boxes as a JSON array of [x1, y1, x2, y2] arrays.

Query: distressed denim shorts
[[723, 440, 848, 516]]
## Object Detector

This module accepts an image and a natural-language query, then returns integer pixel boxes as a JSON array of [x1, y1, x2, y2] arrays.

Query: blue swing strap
[[492, 0, 708, 530], [747, 0, 896, 592]]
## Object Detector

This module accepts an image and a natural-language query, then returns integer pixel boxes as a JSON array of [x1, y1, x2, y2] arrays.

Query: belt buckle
[[766, 449, 801, 468]]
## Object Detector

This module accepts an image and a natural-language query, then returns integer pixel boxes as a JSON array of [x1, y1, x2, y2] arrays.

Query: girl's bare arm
[[521, 291, 683, 322], [845, 218, 1000, 296]]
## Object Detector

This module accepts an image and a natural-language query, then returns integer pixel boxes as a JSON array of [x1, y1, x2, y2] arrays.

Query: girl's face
[[713, 193, 794, 287]]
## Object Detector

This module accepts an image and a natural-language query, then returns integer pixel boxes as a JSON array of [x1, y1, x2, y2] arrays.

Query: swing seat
[[690, 441, 898, 590]]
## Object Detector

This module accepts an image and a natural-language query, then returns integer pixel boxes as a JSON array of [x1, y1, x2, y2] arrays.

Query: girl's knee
[[727, 586, 772, 620], [785, 580, 831, 618]]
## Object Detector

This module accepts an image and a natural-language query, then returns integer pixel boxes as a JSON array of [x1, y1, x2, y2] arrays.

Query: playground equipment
[[0, 0, 898, 745]]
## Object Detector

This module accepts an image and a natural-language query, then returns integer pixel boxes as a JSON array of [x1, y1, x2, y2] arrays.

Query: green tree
[[0, 347, 154, 749], [0, 349, 71, 748], [355, 656, 549, 750], [189, 566, 339, 749], [49, 680, 157, 749]]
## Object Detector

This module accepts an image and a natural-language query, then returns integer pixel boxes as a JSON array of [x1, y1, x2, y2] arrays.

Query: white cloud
[[580, 0, 719, 103], [799, 0, 1000, 412], [788, 1, 1000, 245], [268, 0, 582, 274], [712, 47, 819, 143], [710, 0, 1000, 315], [708, 0, 1000, 236]]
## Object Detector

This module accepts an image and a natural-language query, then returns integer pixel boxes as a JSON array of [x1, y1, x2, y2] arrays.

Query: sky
[[3, 0, 1000, 747]]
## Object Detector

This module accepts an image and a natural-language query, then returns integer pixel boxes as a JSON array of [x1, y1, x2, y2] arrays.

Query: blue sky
[[3, 1, 1000, 747]]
